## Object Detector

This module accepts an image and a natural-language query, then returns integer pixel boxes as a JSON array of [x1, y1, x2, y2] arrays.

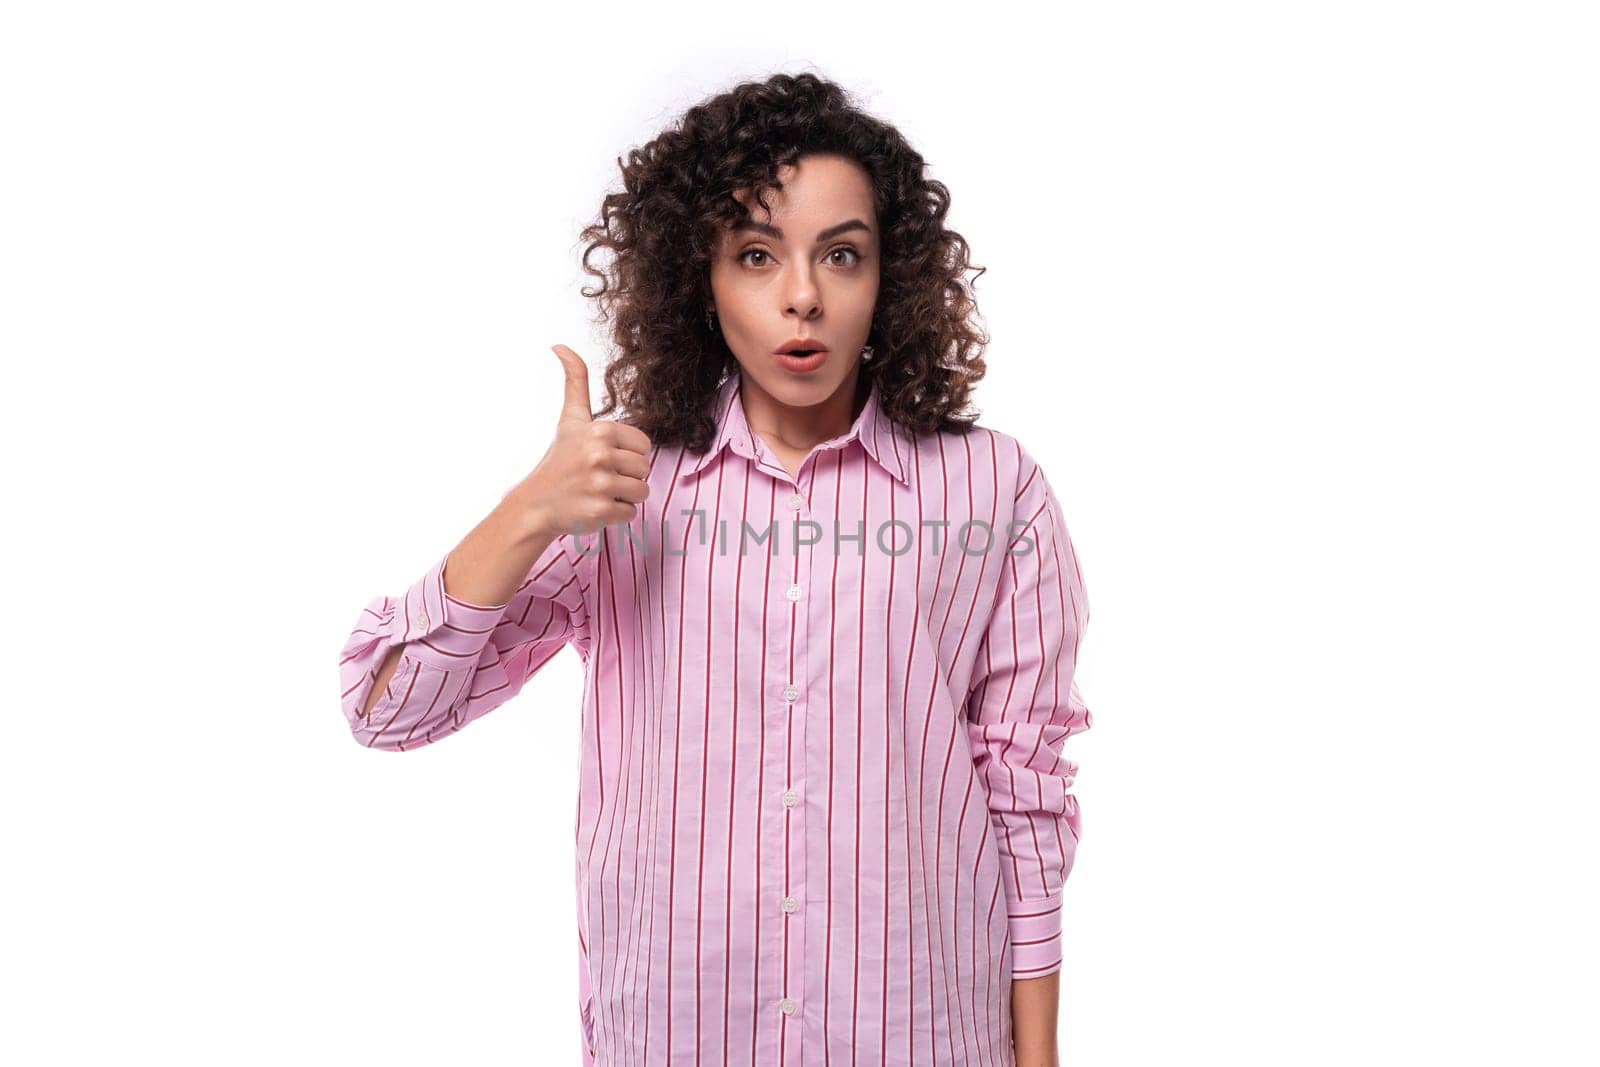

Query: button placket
[[782, 495, 815, 1040]]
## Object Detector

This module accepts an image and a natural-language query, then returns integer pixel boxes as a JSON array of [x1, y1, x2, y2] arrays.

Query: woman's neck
[[739, 365, 866, 455]]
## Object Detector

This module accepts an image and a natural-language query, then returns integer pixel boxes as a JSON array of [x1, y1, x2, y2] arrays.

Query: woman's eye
[[737, 246, 861, 268]]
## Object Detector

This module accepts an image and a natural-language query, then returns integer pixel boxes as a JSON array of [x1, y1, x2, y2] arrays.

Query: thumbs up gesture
[[512, 345, 654, 539]]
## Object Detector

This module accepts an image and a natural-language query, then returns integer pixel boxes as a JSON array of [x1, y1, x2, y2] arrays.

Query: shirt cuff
[[1007, 888, 1064, 979], [386, 552, 509, 665]]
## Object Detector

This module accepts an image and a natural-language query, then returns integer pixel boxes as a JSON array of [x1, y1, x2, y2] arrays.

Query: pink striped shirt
[[338, 367, 1093, 1065]]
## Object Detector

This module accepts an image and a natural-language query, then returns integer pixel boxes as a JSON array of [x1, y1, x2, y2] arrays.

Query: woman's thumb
[[551, 345, 593, 421]]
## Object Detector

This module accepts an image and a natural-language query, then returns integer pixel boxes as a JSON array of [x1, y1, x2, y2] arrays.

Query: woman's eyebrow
[[732, 218, 872, 242]]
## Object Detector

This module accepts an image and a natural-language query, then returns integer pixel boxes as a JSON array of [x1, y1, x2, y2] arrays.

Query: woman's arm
[[1012, 972, 1061, 1067], [358, 506, 559, 719]]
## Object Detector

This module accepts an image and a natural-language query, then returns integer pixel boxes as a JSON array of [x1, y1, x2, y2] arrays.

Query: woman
[[339, 71, 1093, 1067]]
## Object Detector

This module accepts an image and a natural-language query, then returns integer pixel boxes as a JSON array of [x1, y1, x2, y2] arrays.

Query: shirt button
[[782, 895, 798, 913], [782, 684, 799, 702], [785, 584, 803, 602], [413, 611, 429, 629], [787, 493, 804, 511], [782, 790, 798, 807], [780, 998, 797, 1015]]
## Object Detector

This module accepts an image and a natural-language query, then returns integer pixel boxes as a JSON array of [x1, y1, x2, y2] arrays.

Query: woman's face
[[708, 153, 881, 412]]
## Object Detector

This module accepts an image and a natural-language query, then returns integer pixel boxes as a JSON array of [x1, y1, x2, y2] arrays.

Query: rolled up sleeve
[[965, 446, 1093, 979], [338, 532, 591, 752]]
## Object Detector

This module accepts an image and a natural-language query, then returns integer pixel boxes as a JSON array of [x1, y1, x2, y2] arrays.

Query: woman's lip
[[774, 349, 829, 372]]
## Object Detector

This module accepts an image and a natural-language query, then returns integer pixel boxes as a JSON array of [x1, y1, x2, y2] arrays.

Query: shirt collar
[[677, 367, 911, 486]]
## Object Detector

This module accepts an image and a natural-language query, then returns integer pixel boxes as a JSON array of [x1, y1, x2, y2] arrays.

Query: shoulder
[[916, 421, 1050, 502]]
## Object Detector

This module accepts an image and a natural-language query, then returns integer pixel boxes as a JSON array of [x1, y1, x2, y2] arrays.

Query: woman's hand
[[506, 345, 653, 540]]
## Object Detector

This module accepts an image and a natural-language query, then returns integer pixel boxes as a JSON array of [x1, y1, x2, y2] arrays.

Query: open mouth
[[775, 348, 828, 372]]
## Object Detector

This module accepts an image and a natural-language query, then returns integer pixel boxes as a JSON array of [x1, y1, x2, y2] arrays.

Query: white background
[[3, 1, 1596, 1064]]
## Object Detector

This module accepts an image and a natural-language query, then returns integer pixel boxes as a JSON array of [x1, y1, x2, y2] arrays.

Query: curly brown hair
[[577, 71, 990, 453]]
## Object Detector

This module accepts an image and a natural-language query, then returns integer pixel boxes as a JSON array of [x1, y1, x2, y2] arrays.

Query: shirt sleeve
[[337, 531, 591, 752], [964, 444, 1093, 980]]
